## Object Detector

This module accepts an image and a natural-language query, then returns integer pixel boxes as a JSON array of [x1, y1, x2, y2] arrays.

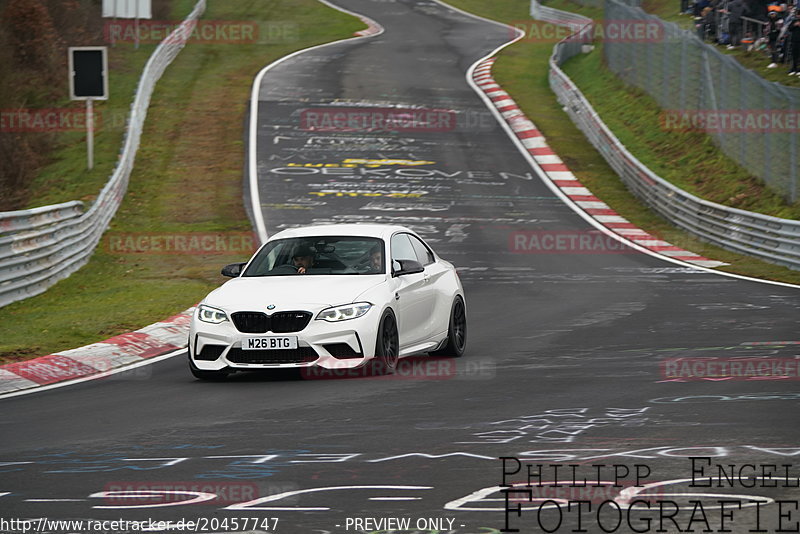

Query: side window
[[409, 235, 435, 266], [391, 234, 417, 263]]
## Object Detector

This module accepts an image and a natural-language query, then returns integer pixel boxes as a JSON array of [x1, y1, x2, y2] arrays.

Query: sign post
[[68, 47, 109, 171], [102, 0, 153, 50], [87, 100, 94, 170]]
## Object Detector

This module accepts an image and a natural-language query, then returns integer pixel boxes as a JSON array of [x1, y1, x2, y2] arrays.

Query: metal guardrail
[[531, 0, 800, 270], [0, 0, 207, 308], [0, 202, 84, 235]]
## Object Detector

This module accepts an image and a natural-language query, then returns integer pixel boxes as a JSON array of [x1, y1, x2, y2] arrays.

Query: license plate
[[242, 336, 298, 350]]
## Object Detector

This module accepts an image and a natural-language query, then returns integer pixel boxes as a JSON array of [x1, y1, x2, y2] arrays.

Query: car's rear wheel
[[188, 350, 231, 381], [371, 311, 399, 375], [431, 296, 467, 357]]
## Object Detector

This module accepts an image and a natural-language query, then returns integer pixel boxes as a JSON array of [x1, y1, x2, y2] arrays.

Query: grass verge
[[562, 46, 800, 219], [446, 0, 800, 285], [0, 0, 364, 362]]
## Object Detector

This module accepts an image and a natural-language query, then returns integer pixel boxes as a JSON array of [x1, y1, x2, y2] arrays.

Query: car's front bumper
[[188, 310, 379, 371]]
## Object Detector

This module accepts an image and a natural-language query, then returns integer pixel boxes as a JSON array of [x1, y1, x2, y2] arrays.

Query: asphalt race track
[[2, 1, 800, 533]]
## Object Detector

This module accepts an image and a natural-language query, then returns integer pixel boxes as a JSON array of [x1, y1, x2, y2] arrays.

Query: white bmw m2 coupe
[[188, 224, 466, 379]]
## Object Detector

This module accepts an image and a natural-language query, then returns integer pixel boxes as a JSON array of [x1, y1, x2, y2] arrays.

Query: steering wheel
[[270, 263, 301, 274]]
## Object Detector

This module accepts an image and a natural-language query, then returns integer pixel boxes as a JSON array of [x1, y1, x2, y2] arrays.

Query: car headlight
[[316, 302, 372, 322], [197, 304, 228, 324]]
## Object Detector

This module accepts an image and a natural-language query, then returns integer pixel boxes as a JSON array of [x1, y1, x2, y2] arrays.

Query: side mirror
[[221, 262, 246, 277], [392, 259, 424, 277]]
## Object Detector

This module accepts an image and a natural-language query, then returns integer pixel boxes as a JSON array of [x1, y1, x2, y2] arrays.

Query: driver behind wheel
[[292, 245, 316, 274]]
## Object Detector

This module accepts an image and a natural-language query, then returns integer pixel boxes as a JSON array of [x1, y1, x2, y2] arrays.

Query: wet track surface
[[2, 1, 800, 533]]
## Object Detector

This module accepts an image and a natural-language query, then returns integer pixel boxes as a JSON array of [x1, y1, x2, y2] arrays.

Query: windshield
[[242, 236, 385, 276]]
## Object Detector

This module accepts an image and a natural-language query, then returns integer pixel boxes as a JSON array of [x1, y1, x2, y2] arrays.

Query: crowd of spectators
[[685, 0, 800, 75]]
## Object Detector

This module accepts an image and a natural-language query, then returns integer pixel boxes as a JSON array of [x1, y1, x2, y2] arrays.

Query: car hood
[[203, 275, 386, 311]]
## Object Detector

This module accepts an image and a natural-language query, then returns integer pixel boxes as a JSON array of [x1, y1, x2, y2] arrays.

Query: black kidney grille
[[226, 346, 318, 364], [231, 311, 312, 333], [270, 311, 312, 333], [231, 312, 269, 333]]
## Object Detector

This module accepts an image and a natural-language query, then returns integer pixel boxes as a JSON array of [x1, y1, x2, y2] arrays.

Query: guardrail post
[[679, 35, 688, 109], [738, 66, 746, 163], [791, 129, 798, 203]]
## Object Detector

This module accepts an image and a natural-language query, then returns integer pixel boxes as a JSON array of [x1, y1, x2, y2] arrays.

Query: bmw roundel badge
[[267, 304, 276, 310]]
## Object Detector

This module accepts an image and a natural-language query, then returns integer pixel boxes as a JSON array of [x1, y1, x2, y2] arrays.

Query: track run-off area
[[2, 1, 799, 533]]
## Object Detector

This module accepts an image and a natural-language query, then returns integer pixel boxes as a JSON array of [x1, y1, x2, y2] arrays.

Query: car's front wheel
[[431, 295, 467, 358], [371, 310, 399, 375]]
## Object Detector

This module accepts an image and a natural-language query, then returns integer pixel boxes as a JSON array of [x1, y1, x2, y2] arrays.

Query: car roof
[[268, 224, 414, 241]]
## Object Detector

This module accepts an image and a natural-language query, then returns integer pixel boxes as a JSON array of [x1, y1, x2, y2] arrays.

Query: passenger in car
[[369, 246, 383, 272]]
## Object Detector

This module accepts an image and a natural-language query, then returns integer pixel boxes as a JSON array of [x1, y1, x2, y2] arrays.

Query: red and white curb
[[473, 57, 727, 269], [316, 0, 382, 38], [355, 17, 382, 36], [0, 308, 193, 395]]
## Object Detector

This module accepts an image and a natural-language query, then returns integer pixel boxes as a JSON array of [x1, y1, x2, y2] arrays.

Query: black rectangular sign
[[69, 47, 108, 100]]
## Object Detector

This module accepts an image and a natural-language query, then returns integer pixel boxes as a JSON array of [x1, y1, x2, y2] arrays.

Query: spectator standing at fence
[[695, 0, 711, 16], [696, 8, 706, 37], [695, 0, 711, 38], [727, 0, 746, 47], [695, 6, 714, 39], [747, 0, 759, 18], [753, 0, 770, 19], [710, 0, 723, 38], [704, 5, 719, 39], [766, 10, 782, 65], [778, 6, 794, 52], [789, 16, 800, 73], [718, 0, 732, 42]]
